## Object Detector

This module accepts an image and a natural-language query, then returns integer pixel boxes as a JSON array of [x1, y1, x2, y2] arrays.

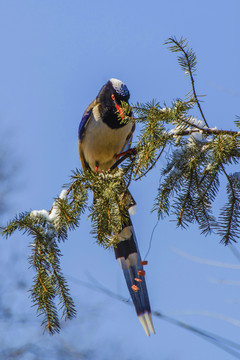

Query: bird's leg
[[114, 147, 137, 160], [95, 161, 99, 172], [110, 148, 137, 171]]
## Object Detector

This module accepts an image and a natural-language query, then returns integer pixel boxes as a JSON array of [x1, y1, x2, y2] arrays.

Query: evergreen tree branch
[[135, 143, 167, 181], [173, 128, 239, 137], [1, 176, 88, 333], [165, 37, 209, 128], [1, 36, 240, 335], [217, 167, 240, 244]]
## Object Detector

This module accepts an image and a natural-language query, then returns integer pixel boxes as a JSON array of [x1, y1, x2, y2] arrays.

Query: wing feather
[[78, 99, 97, 169]]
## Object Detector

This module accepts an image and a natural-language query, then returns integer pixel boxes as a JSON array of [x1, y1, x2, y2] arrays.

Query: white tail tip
[[138, 313, 155, 336], [144, 312, 155, 334]]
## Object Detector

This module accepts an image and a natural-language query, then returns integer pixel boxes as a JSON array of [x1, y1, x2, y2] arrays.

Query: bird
[[78, 78, 155, 336]]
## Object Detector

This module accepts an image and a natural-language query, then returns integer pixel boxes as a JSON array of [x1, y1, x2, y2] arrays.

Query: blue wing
[[78, 100, 98, 169], [78, 108, 92, 141], [78, 99, 97, 141]]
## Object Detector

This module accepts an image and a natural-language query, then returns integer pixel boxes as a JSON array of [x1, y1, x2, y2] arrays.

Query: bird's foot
[[95, 161, 100, 172], [114, 147, 137, 160]]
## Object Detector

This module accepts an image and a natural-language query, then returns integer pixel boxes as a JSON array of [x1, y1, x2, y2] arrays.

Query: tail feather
[[114, 220, 155, 336]]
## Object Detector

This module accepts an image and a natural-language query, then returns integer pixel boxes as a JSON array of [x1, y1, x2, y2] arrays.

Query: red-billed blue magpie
[[78, 78, 155, 336]]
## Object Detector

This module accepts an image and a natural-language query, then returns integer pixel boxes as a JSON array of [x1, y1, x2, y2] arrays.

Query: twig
[[144, 219, 159, 260], [208, 277, 240, 286], [154, 311, 240, 358], [169, 37, 209, 128], [173, 247, 240, 269], [172, 128, 240, 137], [135, 144, 166, 181], [68, 274, 240, 358]]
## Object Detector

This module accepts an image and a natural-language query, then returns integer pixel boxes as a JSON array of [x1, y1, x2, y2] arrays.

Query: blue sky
[[0, 1, 240, 359]]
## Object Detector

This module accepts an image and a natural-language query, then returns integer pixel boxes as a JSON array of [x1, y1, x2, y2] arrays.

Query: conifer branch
[[165, 37, 209, 128], [172, 128, 239, 137], [1, 36, 240, 335], [217, 167, 240, 244]]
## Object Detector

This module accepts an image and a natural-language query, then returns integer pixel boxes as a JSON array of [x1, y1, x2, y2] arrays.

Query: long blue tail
[[114, 218, 155, 336]]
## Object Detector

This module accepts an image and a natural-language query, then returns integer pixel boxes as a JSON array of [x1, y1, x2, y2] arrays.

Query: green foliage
[[89, 167, 132, 248], [132, 100, 170, 178], [217, 173, 240, 244], [1, 172, 88, 334], [165, 37, 197, 76], [1, 36, 240, 334]]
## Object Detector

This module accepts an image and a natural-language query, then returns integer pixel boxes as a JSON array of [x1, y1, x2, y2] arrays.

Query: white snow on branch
[[49, 189, 68, 222], [169, 115, 210, 147], [205, 163, 213, 172], [169, 117, 205, 136], [160, 107, 172, 112], [30, 209, 50, 220], [30, 189, 68, 223], [186, 116, 205, 129], [59, 189, 68, 200]]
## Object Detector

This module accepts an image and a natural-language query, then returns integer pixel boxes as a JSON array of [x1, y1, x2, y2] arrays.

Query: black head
[[97, 78, 130, 106], [96, 78, 131, 129], [109, 78, 130, 101]]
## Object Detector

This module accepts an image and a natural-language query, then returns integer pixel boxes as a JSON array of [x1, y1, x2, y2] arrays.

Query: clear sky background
[[0, 1, 240, 359]]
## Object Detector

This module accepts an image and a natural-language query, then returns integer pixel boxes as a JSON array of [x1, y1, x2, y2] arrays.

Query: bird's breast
[[81, 106, 133, 171]]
